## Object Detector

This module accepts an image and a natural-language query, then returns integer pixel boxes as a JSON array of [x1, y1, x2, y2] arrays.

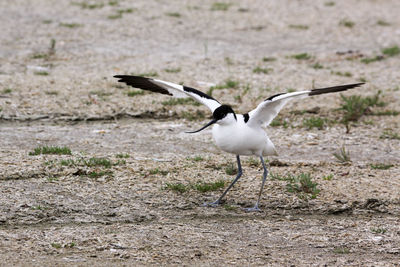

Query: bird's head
[[186, 105, 236, 133]]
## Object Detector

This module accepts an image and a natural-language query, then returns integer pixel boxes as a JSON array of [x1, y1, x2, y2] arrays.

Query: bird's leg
[[245, 156, 268, 212], [203, 155, 242, 207]]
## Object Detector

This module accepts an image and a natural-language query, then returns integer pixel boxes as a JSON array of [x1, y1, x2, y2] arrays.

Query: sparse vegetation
[[2, 88, 12, 94], [108, 8, 135, 19], [382, 45, 400, 57], [360, 55, 384, 64], [59, 22, 82, 28], [324, 1, 335, 6], [270, 117, 289, 128], [166, 12, 181, 18], [333, 145, 351, 163], [253, 67, 273, 74], [180, 110, 205, 121], [162, 98, 200, 106], [339, 19, 355, 28], [211, 2, 231, 11], [164, 182, 188, 193], [377, 20, 390, 26], [291, 53, 312, 60], [331, 71, 352, 77], [270, 172, 320, 200], [380, 130, 400, 140], [303, 117, 326, 130], [193, 180, 225, 192], [189, 156, 204, 162], [262, 57, 276, 62], [370, 163, 394, 170], [311, 63, 324, 69], [212, 79, 239, 89], [29, 146, 72, 156], [323, 174, 333, 181], [333, 247, 350, 254], [164, 67, 181, 73], [370, 227, 387, 234], [289, 24, 309, 30], [127, 90, 145, 97], [224, 162, 237, 175], [34, 71, 49, 76], [116, 153, 130, 158]]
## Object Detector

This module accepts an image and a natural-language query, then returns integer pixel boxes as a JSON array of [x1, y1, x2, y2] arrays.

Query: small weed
[[162, 98, 200, 106], [324, 1, 335, 6], [60, 159, 76, 166], [382, 45, 400, 57], [193, 180, 225, 192], [45, 90, 59, 95], [211, 2, 231, 11], [371, 110, 399, 116], [65, 242, 76, 248], [108, 1, 119, 6], [34, 71, 49, 76], [108, 13, 122, 19], [189, 156, 204, 162], [166, 12, 181, 18], [32, 53, 48, 59], [289, 24, 309, 30], [370, 227, 387, 234], [361, 55, 384, 64], [311, 63, 324, 69], [333, 247, 350, 254], [29, 146, 72, 156], [47, 177, 59, 182], [164, 67, 181, 73], [223, 204, 237, 211], [339, 19, 355, 28], [51, 243, 62, 249], [303, 117, 325, 130], [83, 157, 112, 168], [225, 57, 234, 65], [132, 71, 158, 77], [116, 153, 130, 158], [42, 19, 52, 24], [253, 67, 273, 74], [180, 110, 205, 121], [262, 57, 276, 62], [32, 205, 46, 210], [72, 2, 104, 9], [331, 71, 352, 77], [380, 130, 400, 140], [2, 88, 12, 94], [225, 162, 237, 175], [164, 183, 188, 193], [270, 117, 289, 128], [323, 174, 333, 181], [246, 157, 259, 167], [127, 90, 145, 97], [377, 20, 390, 26], [59, 23, 82, 28], [333, 145, 351, 163], [149, 168, 169, 176], [291, 53, 312, 60], [271, 173, 320, 200], [370, 163, 394, 170], [88, 170, 113, 178], [212, 79, 239, 90]]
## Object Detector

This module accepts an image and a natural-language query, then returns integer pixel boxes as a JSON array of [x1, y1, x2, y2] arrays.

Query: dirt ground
[[1, 0, 399, 266]]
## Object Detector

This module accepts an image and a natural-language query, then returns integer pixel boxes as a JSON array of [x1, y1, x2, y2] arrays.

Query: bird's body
[[114, 74, 363, 211], [212, 114, 277, 156]]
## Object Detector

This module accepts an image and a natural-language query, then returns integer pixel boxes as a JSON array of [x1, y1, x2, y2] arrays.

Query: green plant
[[380, 130, 400, 140], [370, 227, 387, 234], [212, 79, 239, 90], [224, 162, 237, 175], [88, 170, 113, 178], [339, 19, 354, 28], [270, 173, 320, 200], [331, 71, 352, 77], [60, 159, 76, 166], [377, 20, 390, 26], [303, 117, 325, 130], [323, 174, 333, 181], [162, 98, 200, 106], [382, 45, 400, 57], [311, 63, 323, 69], [164, 183, 188, 193], [166, 12, 181, 17], [370, 163, 394, 170], [193, 180, 225, 192], [116, 153, 130, 158], [189, 156, 204, 162], [291, 53, 312, 60], [29, 146, 72, 156], [59, 23, 82, 28], [361, 55, 384, 64], [180, 110, 205, 121], [289, 24, 309, 30], [127, 90, 145, 97], [253, 67, 273, 74], [34, 71, 49, 76], [333, 247, 350, 254], [83, 157, 112, 168], [333, 146, 351, 163], [211, 2, 231, 11], [262, 57, 276, 62], [2, 88, 12, 94], [164, 67, 181, 73]]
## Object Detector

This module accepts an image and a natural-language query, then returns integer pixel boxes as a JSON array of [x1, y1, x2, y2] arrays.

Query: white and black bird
[[114, 75, 363, 211]]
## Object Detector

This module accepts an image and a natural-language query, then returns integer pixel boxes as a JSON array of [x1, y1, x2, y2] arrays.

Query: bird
[[114, 75, 363, 211]]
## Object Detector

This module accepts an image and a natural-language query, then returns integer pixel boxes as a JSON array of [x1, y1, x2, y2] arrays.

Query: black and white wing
[[114, 75, 221, 112], [247, 83, 364, 128]]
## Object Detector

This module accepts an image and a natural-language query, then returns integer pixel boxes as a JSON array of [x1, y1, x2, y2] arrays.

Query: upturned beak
[[185, 119, 217, 134]]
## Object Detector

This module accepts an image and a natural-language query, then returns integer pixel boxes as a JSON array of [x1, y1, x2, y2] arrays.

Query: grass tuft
[[253, 67, 273, 74], [193, 180, 225, 192], [333, 146, 351, 163], [303, 117, 326, 130], [291, 53, 312, 60], [288, 24, 309, 30], [270, 173, 320, 200], [29, 146, 72, 156], [380, 130, 400, 140], [370, 163, 394, 170], [339, 19, 355, 28], [162, 98, 200, 106], [165, 183, 188, 193], [382, 45, 400, 57], [211, 2, 231, 11]]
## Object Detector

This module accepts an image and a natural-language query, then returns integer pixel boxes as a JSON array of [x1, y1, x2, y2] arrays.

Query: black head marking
[[213, 105, 236, 121], [265, 93, 285, 101]]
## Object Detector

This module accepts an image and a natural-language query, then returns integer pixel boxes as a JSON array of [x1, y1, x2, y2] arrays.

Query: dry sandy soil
[[1, 0, 400, 266]]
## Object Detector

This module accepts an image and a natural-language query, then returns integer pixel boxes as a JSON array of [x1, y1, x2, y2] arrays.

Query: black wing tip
[[309, 82, 365, 96]]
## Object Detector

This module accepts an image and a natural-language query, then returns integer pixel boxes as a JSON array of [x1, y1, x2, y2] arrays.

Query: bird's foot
[[244, 205, 261, 212], [202, 201, 220, 207]]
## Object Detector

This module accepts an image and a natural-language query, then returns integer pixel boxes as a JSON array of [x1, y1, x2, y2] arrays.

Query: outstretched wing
[[114, 75, 221, 112], [247, 83, 364, 127]]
